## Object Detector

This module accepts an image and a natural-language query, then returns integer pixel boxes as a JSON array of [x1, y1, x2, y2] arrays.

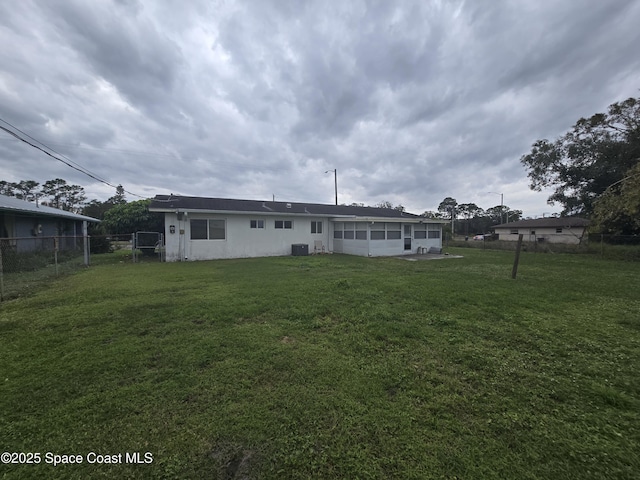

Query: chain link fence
[[89, 233, 164, 262], [0, 236, 87, 301], [1, 232, 164, 301], [448, 234, 640, 261]]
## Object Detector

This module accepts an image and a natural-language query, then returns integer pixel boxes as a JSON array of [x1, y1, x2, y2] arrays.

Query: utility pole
[[488, 192, 504, 223], [325, 169, 338, 205]]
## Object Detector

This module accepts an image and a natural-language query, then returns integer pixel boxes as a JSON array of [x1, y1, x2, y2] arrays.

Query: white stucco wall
[[163, 212, 331, 261], [495, 226, 586, 244], [162, 212, 444, 261]]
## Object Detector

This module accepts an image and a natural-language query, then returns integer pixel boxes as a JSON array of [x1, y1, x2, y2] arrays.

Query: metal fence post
[[83, 221, 90, 266], [54, 236, 59, 276]]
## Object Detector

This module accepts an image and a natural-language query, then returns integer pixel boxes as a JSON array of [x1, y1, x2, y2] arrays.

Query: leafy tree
[[374, 200, 393, 209], [507, 208, 523, 223], [12, 180, 40, 201], [41, 178, 86, 212], [107, 184, 126, 205], [0, 180, 15, 196], [83, 185, 129, 220], [457, 203, 483, 235], [591, 162, 640, 234], [521, 96, 640, 217], [421, 211, 441, 219], [83, 200, 112, 220], [437, 197, 457, 220], [102, 199, 163, 234]]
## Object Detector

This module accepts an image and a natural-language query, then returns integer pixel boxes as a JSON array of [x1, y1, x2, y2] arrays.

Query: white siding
[[332, 222, 443, 257], [495, 227, 586, 244], [163, 213, 444, 261], [163, 213, 330, 261]]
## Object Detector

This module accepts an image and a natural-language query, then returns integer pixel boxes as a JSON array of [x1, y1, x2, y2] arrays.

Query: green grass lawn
[[1, 249, 639, 479]]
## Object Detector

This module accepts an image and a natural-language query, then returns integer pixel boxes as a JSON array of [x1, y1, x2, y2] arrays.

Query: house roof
[[493, 217, 590, 229], [0, 194, 99, 222], [149, 195, 440, 221]]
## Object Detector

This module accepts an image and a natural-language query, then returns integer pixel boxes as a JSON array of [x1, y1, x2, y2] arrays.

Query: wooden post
[[512, 234, 524, 279]]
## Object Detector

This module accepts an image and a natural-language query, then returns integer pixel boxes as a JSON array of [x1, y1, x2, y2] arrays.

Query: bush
[[90, 235, 113, 254]]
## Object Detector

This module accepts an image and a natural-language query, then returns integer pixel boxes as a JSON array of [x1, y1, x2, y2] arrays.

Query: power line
[[0, 118, 144, 199], [0, 131, 287, 173], [0, 119, 111, 184]]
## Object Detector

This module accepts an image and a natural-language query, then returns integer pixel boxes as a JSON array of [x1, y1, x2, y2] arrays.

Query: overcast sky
[[1, 0, 639, 217]]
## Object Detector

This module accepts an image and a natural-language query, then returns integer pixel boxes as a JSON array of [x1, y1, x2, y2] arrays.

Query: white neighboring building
[[149, 195, 447, 261], [492, 217, 590, 245]]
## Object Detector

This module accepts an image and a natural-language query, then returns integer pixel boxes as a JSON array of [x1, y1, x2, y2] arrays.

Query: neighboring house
[[149, 195, 447, 261], [492, 217, 590, 245], [0, 194, 99, 252]]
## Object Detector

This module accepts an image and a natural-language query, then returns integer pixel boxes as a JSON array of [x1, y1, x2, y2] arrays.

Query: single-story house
[[149, 195, 447, 261], [0, 194, 99, 252], [492, 217, 590, 245]]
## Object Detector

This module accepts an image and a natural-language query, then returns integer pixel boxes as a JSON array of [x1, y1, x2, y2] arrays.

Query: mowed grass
[[1, 249, 639, 479]]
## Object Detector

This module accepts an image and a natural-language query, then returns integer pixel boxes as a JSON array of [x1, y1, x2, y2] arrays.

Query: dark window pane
[[209, 220, 225, 240], [190, 219, 208, 239]]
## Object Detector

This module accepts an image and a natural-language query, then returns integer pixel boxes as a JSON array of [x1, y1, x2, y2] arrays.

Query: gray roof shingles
[[493, 217, 589, 229], [149, 195, 423, 219]]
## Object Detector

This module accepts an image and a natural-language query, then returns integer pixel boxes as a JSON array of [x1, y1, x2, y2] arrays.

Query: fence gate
[[132, 232, 164, 262]]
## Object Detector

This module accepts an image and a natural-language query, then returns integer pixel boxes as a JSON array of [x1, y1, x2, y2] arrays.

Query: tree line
[[0, 178, 90, 213], [0, 179, 163, 236], [429, 197, 523, 236]]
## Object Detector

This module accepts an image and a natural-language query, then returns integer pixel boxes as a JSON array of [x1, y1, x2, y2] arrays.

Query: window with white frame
[[370, 222, 402, 240], [510, 228, 519, 234], [343, 222, 355, 239], [311, 221, 323, 234], [250, 219, 265, 229], [355, 222, 367, 240], [387, 223, 401, 240], [333, 222, 343, 239], [414, 224, 427, 239], [190, 219, 226, 240], [371, 222, 386, 240], [275, 220, 293, 229], [428, 230, 440, 239]]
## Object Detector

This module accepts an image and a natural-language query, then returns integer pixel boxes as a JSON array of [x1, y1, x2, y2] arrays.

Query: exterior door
[[404, 224, 412, 251]]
